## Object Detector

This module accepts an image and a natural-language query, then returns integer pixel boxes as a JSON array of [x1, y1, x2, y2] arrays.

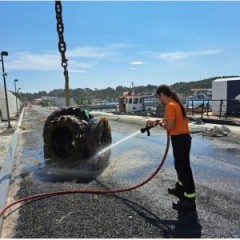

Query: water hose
[[0, 130, 170, 219]]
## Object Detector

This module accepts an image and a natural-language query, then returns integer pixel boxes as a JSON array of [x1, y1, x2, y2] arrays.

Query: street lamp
[[14, 79, 19, 116], [0, 51, 11, 128], [17, 88, 22, 112]]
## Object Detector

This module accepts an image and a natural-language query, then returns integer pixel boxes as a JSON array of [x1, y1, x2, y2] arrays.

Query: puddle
[[192, 135, 240, 168], [18, 120, 240, 186], [35, 163, 103, 183]]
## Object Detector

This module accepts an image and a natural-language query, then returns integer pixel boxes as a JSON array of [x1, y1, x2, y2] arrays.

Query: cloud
[[5, 44, 131, 72], [68, 44, 131, 58], [69, 70, 86, 73], [5, 49, 103, 72], [69, 59, 92, 70], [68, 47, 113, 58], [6, 51, 60, 71], [130, 61, 145, 65], [156, 49, 222, 61], [106, 43, 132, 49]]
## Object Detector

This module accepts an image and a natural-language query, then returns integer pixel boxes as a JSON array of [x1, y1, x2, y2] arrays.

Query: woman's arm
[[146, 119, 174, 131], [160, 119, 174, 131]]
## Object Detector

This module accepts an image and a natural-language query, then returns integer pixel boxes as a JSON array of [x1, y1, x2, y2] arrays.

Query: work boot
[[168, 183, 184, 198], [172, 198, 196, 211]]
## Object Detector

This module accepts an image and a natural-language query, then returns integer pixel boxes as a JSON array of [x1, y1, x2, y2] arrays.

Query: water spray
[[0, 124, 169, 220], [99, 122, 157, 155], [98, 131, 140, 155]]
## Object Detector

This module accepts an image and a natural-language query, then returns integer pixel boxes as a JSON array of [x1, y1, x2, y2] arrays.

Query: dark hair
[[156, 84, 186, 118]]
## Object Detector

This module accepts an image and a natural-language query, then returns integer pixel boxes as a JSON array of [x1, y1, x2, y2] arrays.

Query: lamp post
[[14, 79, 19, 116], [0, 51, 11, 128], [18, 88, 22, 112]]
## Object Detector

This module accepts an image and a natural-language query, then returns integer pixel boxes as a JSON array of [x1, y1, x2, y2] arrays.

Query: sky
[[1, 1, 240, 93]]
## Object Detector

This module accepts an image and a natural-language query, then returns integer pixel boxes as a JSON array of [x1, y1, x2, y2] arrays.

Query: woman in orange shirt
[[148, 84, 196, 211]]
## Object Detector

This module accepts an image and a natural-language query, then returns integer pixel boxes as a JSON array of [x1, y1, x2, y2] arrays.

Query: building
[[34, 96, 75, 107], [212, 77, 240, 117], [53, 97, 75, 106], [0, 84, 21, 121], [190, 88, 212, 100]]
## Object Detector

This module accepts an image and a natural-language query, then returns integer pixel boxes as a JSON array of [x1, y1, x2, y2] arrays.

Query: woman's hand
[[146, 119, 161, 127]]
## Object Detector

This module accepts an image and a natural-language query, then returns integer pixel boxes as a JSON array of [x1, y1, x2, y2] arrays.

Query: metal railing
[[184, 99, 240, 119]]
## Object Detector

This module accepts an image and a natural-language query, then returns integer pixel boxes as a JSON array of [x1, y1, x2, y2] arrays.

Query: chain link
[[55, 0, 70, 106]]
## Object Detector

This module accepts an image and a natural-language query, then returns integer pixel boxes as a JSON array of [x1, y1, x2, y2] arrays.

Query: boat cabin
[[118, 92, 144, 113]]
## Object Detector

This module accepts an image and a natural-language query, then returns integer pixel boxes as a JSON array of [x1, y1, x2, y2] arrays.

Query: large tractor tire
[[85, 117, 112, 170], [43, 115, 87, 164], [43, 107, 112, 172], [43, 107, 92, 159], [43, 107, 92, 143]]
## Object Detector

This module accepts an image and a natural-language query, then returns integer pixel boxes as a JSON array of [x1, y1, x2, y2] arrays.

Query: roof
[[191, 88, 209, 91], [0, 83, 15, 100], [213, 77, 240, 82], [119, 93, 144, 99]]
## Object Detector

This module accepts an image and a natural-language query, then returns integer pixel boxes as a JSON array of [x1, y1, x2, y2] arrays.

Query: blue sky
[[1, 1, 240, 93]]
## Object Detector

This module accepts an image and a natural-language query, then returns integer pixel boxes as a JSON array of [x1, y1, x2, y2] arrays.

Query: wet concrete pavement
[[0, 106, 240, 238]]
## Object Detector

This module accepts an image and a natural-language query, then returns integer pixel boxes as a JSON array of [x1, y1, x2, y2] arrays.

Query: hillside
[[20, 76, 238, 102], [170, 76, 238, 95], [171, 78, 213, 94]]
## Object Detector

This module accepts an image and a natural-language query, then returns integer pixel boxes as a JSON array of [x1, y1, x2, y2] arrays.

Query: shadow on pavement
[[174, 209, 202, 238], [115, 194, 202, 238], [97, 180, 202, 238]]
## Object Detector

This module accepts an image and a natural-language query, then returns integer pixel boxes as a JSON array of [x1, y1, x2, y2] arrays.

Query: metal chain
[[55, 0, 70, 106]]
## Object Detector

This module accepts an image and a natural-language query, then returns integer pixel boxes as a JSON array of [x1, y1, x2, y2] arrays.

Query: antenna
[[131, 81, 134, 95]]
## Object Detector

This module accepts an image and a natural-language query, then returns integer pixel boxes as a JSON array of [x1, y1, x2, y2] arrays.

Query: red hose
[[0, 132, 170, 219]]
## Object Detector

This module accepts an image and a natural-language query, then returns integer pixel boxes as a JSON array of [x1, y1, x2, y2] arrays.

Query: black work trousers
[[171, 134, 195, 195]]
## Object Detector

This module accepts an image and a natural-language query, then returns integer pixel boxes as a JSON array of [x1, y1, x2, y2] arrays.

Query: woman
[[148, 84, 196, 211]]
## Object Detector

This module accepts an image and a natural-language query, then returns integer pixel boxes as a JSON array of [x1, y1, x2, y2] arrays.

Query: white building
[[0, 84, 21, 121], [53, 97, 75, 106], [36, 96, 75, 107], [212, 77, 240, 116]]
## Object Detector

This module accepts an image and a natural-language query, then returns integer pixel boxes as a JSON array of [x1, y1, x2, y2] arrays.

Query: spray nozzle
[[140, 124, 153, 136]]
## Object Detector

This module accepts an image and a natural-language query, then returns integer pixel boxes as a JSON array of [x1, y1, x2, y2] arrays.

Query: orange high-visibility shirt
[[164, 100, 189, 136]]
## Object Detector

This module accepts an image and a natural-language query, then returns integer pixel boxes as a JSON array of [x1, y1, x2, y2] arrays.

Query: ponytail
[[170, 91, 187, 118], [156, 84, 187, 118]]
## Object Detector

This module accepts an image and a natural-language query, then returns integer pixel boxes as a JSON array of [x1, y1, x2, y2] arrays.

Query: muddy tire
[[43, 107, 112, 173], [44, 115, 87, 163], [85, 117, 112, 170], [43, 107, 92, 157], [43, 107, 92, 139], [46, 107, 92, 121]]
